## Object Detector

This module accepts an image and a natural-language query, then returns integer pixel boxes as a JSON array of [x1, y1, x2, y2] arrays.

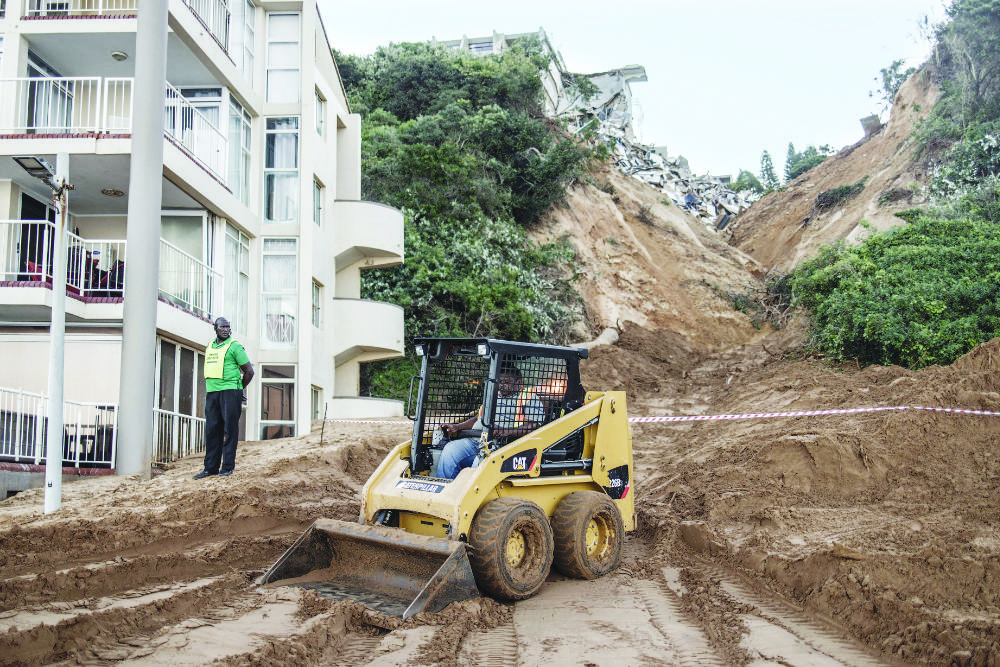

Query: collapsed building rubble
[[554, 65, 757, 232], [437, 28, 757, 232]]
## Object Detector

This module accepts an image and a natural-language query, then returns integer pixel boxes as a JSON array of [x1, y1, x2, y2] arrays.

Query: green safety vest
[[204, 338, 235, 379]]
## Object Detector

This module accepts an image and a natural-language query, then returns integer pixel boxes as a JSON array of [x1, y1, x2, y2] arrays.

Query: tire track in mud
[[459, 622, 517, 666], [690, 561, 897, 666], [635, 576, 728, 666]]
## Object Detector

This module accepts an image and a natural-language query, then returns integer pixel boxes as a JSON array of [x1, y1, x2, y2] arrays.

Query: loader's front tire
[[468, 497, 554, 600], [552, 491, 624, 579]]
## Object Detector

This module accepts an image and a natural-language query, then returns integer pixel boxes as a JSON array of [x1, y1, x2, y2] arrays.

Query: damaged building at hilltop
[[437, 28, 756, 232]]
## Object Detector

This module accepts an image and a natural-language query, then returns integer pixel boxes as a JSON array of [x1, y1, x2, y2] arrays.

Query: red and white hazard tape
[[628, 405, 1000, 423], [326, 405, 1000, 425]]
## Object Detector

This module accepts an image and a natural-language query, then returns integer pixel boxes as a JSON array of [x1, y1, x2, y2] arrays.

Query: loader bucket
[[259, 518, 480, 619]]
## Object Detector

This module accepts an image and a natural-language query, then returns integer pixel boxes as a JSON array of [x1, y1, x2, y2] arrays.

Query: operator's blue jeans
[[438, 437, 479, 479]]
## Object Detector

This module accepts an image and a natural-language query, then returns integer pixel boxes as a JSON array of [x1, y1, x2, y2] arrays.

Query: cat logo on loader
[[260, 338, 635, 618]]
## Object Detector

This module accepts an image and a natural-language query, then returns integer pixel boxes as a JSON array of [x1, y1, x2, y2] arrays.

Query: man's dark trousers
[[204, 388, 242, 473]]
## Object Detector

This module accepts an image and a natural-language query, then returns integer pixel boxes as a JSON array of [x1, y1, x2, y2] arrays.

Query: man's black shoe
[[193, 470, 215, 479], [218, 470, 233, 477]]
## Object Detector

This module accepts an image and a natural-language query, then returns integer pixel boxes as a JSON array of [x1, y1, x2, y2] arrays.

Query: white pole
[[116, 0, 168, 477], [44, 152, 69, 514]]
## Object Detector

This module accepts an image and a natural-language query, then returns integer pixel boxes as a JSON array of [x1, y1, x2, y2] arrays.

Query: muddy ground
[[3, 68, 998, 666], [1, 320, 998, 666]]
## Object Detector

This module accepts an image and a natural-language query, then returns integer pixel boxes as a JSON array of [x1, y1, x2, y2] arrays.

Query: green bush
[[815, 178, 867, 210], [791, 215, 1000, 368]]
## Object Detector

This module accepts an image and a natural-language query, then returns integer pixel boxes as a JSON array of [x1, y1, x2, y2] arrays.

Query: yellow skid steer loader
[[260, 338, 634, 618]]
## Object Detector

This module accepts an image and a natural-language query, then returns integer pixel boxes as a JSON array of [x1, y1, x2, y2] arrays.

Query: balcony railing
[[1, 219, 222, 320], [164, 82, 226, 178], [0, 219, 126, 297], [24, 0, 137, 16], [159, 238, 223, 321], [182, 0, 229, 49], [0, 77, 227, 180], [0, 387, 117, 468]]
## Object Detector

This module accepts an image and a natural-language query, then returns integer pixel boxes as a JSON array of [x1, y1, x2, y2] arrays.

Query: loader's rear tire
[[552, 491, 623, 579], [468, 497, 554, 600]]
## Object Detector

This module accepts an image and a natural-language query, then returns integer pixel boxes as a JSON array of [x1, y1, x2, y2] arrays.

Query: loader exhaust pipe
[[259, 518, 479, 619]]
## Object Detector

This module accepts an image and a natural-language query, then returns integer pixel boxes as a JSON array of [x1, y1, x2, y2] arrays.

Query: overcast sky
[[318, 0, 946, 177]]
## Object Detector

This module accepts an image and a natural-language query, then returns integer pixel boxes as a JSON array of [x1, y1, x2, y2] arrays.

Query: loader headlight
[[477, 344, 488, 356], [415, 344, 425, 356]]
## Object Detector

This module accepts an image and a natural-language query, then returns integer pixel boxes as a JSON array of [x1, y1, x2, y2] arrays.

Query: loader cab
[[407, 338, 588, 477]]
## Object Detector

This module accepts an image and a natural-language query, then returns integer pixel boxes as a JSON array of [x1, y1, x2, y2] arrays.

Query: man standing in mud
[[194, 317, 254, 479]]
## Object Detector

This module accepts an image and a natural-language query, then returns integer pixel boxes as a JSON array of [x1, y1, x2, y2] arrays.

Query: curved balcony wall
[[332, 201, 404, 271], [332, 298, 403, 365]]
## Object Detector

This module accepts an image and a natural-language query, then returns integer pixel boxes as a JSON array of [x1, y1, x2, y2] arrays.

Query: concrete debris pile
[[609, 141, 756, 231], [556, 65, 757, 232]]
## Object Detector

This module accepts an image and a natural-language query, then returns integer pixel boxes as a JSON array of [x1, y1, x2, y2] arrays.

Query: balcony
[[22, 0, 137, 17], [331, 298, 404, 365], [0, 77, 227, 181], [332, 201, 404, 271], [0, 219, 222, 322]]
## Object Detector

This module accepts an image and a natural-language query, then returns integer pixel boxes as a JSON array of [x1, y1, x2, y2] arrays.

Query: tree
[[933, 0, 1000, 123], [760, 150, 778, 191], [784, 144, 833, 182], [870, 59, 918, 114]]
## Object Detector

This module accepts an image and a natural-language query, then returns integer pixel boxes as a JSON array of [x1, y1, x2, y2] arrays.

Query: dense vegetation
[[790, 0, 1000, 368], [337, 41, 596, 398]]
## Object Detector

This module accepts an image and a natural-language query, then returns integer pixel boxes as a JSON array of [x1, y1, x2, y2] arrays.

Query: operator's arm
[[442, 413, 478, 437]]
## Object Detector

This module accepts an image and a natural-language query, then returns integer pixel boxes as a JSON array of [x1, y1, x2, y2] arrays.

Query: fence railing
[[24, 0, 137, 16], [159, 238, 223, 320], [153, 408, 206, 463], [0, 219, 127, 297], [0, 387, 117, 468], [164, 82, 226, 178], [1, 388, 208, 467]]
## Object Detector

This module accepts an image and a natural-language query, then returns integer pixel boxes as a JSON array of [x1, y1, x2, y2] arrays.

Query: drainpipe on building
[[116, 0, 168, 478]]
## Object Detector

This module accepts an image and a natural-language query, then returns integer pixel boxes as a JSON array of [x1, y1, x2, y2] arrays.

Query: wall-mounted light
[[13, 155, 55, 185], [110, 50, 129, 62]]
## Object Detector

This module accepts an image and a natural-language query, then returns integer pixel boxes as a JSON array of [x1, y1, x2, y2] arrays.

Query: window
[[228, 98, 251, 204], [314, 89, 325, 135], [311, 386, 323, 420], [266, 13, 300, 103], [264, 117, 299, 222], [312, 178, 323, 226], [224, 223, 250, 335], [229, 0, 255, 79], [311, 280, 321, 328], [27, 54, 72, 133], [262, 238, 296, 345], [260, 364, 295, 439]]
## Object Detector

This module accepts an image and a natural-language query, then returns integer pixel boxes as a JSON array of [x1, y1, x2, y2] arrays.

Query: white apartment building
[[0, 0, 404, 470]]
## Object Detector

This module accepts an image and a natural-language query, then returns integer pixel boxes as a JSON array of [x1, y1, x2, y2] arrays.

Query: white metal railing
[[24, 0, 137, 16], [159, 238, 223, 321], [182, 0, 229, 49], [0, 219, 127, 297], [153, 408, 205, 463], [0, 77, 101, 133], [0, 77, 225, 180], [0, 387, 117, 468], [164, 82, 227, 178], [0, 76, 131, 135]]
